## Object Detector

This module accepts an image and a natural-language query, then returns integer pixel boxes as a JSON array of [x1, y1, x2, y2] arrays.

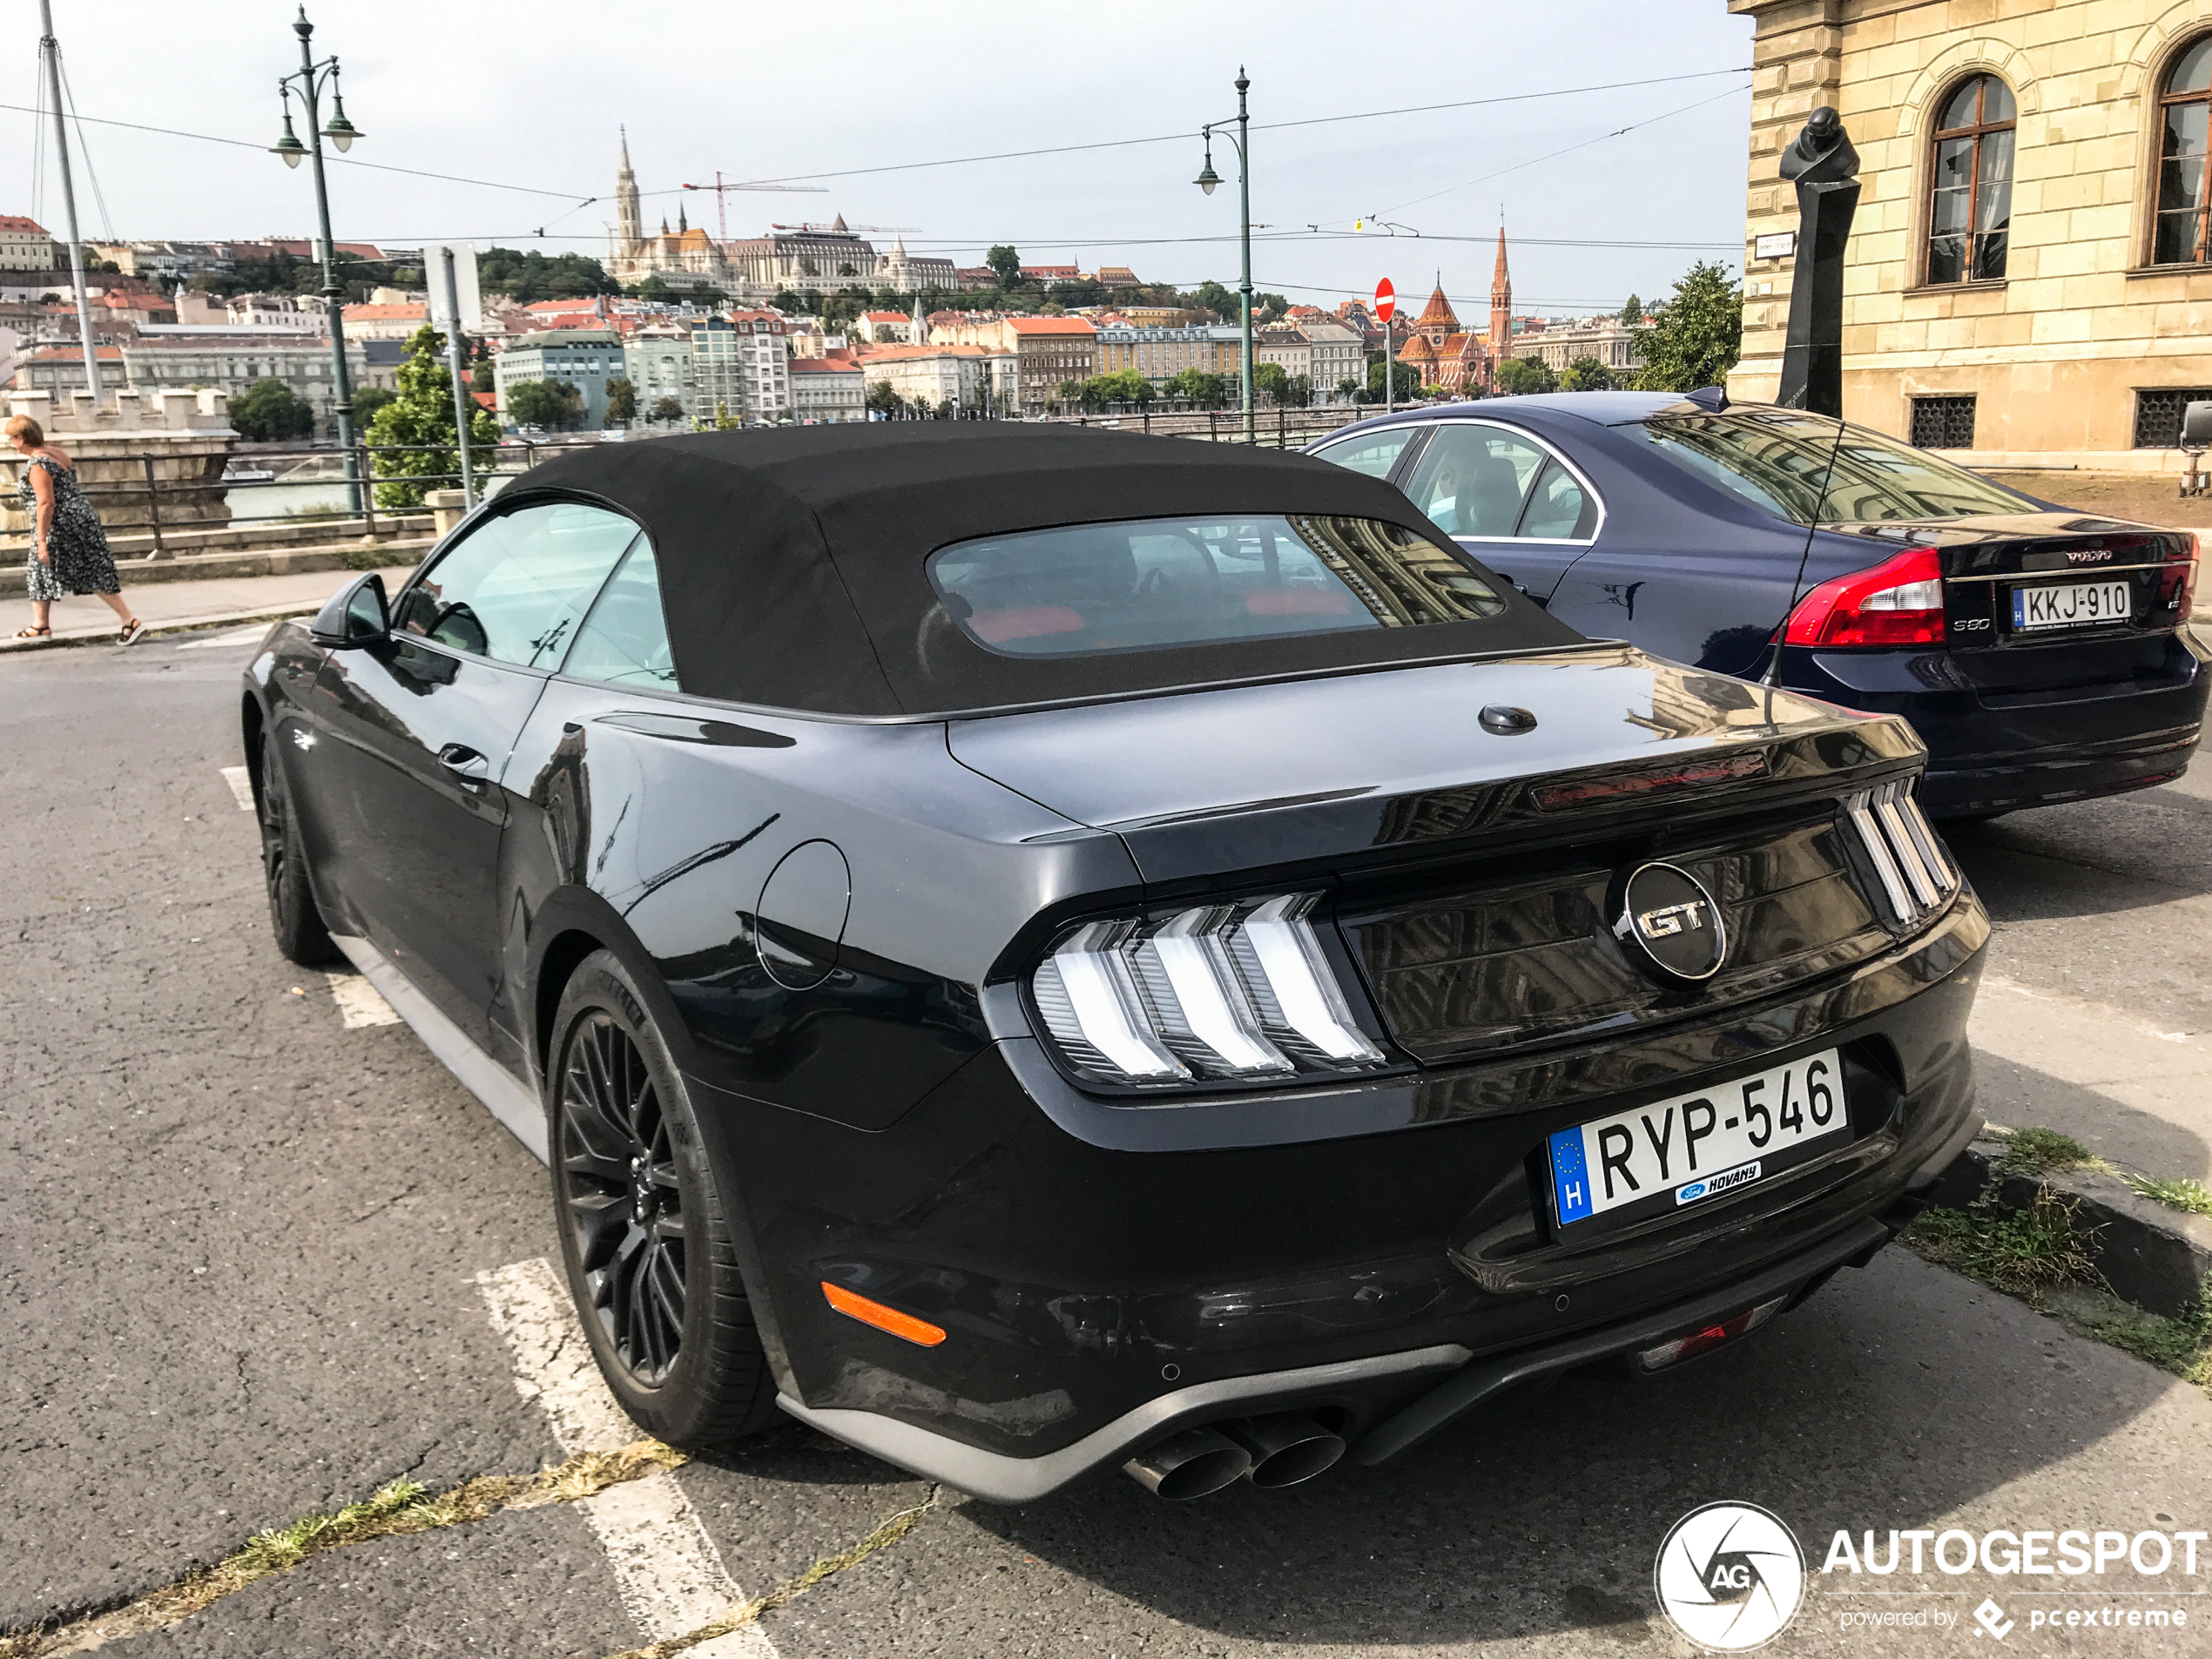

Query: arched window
[[1926, 74, 2016, 284], [2155, 37, 2212, 264]]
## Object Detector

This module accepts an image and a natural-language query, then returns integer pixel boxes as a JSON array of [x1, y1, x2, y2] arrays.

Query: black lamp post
[[1195, 69, 1255, 444], [273, 6, 365, 515]]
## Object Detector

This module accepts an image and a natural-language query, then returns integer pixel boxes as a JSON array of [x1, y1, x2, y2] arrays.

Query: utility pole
[[37, 0, 102, 399], [438, 247, 477, 509], [1193, 70, 1257, 443]]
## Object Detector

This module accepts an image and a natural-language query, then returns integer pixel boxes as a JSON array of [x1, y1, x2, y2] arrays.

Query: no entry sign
[[1373, 278, 1395, 322]]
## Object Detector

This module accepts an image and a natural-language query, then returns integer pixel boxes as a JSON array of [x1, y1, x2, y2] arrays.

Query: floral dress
[[19, 452, 119, 600]]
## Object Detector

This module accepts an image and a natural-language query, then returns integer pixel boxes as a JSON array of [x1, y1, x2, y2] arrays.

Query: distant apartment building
[[691, 312, 790, 421], [1095, 266, 1141, 288], [625, 326, 695, 417], [231, 293, 327, 331], [1507, 315, 1644, 379], [1092, 323, 1238, 387], [860, 344, 992, 411], [854, 310, 920, 344], [341, 301, 430, 341], [495, 329, 626, 427], [15, 333, 401, 438], [1254, 325, 1311, 383], [87, 240, 234, 280], [1001, 316, 1096, 412], [1302, 319, 1366, 398], [0, 217, 57, 271], [790, 356, 865, 421]]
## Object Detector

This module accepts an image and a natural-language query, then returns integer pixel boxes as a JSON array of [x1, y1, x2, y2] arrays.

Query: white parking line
[[475, 1258, 778, 1656], [218, 765, 255, 812], [326, 971, 401, 1028]]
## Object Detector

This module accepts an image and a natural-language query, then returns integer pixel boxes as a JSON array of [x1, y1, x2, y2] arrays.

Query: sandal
[[118, 618, 145, 646], [12, 626, 50, 639]]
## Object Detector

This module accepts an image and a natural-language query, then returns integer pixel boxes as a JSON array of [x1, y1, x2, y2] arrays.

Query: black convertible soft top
[[509, 424, 1575, 717]]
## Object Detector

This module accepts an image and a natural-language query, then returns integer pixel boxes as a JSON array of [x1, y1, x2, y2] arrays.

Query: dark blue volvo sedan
[[1309, 394, 2208, 818]]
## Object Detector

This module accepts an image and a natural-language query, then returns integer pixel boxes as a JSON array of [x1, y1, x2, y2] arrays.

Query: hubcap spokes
[[558, 1015, 685, 1384]]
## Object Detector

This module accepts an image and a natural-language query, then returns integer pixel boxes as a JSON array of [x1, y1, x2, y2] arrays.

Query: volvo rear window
[[1638, 408, 2036, 524], [927, 514, 1507, 658]]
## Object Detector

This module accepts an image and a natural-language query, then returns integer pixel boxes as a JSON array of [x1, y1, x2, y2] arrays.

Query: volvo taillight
[[1781, 546, 1946, 649], [2161, 533, 2199, 624], [1030, 894, 1387, 1088]]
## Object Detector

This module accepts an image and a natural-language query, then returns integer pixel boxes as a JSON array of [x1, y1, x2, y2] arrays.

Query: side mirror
[[310, 572, 388, 648], [2183, 401, 2212, 450]]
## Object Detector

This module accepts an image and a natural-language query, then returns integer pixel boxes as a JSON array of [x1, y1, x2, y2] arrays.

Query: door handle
[[436, 743, 491, 786]]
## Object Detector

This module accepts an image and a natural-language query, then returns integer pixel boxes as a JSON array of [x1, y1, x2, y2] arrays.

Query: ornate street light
[[272, 7, 363, 515], [1193, 71, 1255, 443]]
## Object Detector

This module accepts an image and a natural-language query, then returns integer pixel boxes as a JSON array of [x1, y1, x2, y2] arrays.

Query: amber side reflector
[[820, 1281, 948, 1347]]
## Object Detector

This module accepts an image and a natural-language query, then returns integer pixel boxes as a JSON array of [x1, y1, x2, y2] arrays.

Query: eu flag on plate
[[1550, 1127, 1593, 1224]]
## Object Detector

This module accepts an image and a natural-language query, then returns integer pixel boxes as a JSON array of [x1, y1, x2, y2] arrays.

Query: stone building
[[790, 356, 865, 422], [1394, 281, 1492, 394], [1727, 0, 2212, 467], [1507, 314, 1646, 378], [1001, 317, 1096, 413], [0, 216, 57, 271], [1092, 323, 1239, 386]]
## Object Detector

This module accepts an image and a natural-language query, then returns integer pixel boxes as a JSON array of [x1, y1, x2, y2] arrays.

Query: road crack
[[601, 1485, 945, 1659], [0, 1441, 686, 1658]]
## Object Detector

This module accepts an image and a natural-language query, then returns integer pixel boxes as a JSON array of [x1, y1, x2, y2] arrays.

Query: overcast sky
[[10, 0, 1755, 317]]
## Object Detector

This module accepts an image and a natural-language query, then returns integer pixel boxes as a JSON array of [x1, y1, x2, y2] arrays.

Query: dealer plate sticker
[[1548, 1049, 1845, 1226]]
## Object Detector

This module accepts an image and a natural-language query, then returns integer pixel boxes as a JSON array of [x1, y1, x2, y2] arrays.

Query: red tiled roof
[[30, 345, 127, 361], [861, 311, 908, 321], [790, 357, 861, 373], [1006, 317, 1095, 336], [857, 344, 985, 361], [0, 216, 51, 236], [343, 303, 428, 320]]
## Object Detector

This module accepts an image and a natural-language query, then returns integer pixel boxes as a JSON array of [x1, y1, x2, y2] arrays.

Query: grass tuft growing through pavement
[[5, 1442, 686, 1657], [1906, 1186, 2101, 1298], [1989, 1125, 2107, 1179], [2094, 1277, 2212, 1392], [2125, 1174, 2212, 1217]]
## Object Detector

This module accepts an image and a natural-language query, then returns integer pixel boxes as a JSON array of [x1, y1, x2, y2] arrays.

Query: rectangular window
[[2134, 387, 2212, 448], [1909, 395, 1978, 449]]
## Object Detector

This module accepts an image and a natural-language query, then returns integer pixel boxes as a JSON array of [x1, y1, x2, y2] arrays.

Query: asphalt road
[[5, 630, 2210, 1658]]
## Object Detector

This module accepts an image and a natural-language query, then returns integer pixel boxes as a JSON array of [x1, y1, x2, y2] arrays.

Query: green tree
[[985, 245, 1022, 287], [633, 275, 677, 304], [1071, 368, 1152, 408], [471, 359, 497, 395], [1633, 261, 1743, 393], [1252, 361, 1291, 405], [772, 288, 810, 313], [351, 386, 397, 425], [229, 378, 315, 442], [367, 325, 503, 509], [648, 395, 685, 423], [1164, 368, 1229, 408], [866, 379, 906, 416], [1337, 376, 1363, 402], [1495, 356, 1557, 395], [1559, 355, 1614, 392], [1183, 280, 1241, 323], [502, 377, 586, 434], [1619, 293, 1643, 326], [1360, 354, 1422, 404], [604, 376, 638, 425], [476, 247, 619, 302], [1282, 373, 1312, 408]]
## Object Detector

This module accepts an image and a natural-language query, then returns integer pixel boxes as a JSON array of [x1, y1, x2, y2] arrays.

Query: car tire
[[548, 949, 781, 1447], [259, 726, 339, 966]]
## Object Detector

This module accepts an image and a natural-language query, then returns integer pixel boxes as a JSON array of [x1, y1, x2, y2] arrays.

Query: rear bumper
[[1787, 632, 2209, 815], [696, 897, 1987, 1501]]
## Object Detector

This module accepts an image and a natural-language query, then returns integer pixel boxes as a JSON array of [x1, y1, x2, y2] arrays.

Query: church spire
[[615, 127, 642, 260], [1488, 226, 1513, 357]]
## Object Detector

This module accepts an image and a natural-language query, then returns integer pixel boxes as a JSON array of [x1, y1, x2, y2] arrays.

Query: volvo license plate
[[1548, 1049, 1848, 1229], [2012, 579, 2132, 631]]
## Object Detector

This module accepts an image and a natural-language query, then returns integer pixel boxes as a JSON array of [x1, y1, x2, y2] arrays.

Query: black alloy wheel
[[558, 1013, 687, 1384], [547, 950, 779, 1446], [260, 727, 337, 965]]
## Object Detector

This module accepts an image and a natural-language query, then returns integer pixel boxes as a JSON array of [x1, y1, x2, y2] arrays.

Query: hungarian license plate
[[2012, 579, 2132, 631], [1548, 1049, 1847, 1229]]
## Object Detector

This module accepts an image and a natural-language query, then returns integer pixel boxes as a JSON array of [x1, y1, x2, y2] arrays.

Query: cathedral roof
[[831, 213, 849, 233], [1413, 284, 1460, 330], [1397, 334, 1438, 361]]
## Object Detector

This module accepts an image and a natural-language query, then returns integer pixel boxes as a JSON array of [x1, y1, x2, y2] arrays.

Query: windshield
[[927, 514, 1506, 658], [1637, 408, 2037, 524]]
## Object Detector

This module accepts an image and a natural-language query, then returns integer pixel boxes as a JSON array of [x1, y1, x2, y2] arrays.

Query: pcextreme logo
[[1655, 1502, 1806, 1651]]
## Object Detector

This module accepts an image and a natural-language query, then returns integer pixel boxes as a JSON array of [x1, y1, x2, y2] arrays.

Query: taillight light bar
[[1781, 545, 1946, 649], [1030, 893, 1387, 1088]]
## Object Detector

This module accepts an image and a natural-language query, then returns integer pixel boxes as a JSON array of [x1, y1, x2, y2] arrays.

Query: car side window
[[1516, 458, 1599, 540], [1403, 424, 1547, 539], [391, 501, 640, 670], [1310, 427, 1418, 479], [563, 539, 678, 690]]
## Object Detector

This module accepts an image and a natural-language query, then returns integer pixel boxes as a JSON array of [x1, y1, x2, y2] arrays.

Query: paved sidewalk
[[0, 564, 416, 651]]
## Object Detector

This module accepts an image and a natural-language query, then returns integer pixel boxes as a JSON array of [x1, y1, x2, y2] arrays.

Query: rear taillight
[[2160, 533, 2199, 624], [1781, 545, 1946, 648], [1030, 894, 1388, 1088]]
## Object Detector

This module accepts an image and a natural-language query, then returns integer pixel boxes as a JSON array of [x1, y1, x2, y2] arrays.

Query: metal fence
[[1034, 403, 1406, 448]]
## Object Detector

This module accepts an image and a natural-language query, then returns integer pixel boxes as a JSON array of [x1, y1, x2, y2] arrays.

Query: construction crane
[[678, 171, 829, 239]]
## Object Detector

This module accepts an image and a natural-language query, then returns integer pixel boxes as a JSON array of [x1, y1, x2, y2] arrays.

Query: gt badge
[[1613, 861, 1728, 983]]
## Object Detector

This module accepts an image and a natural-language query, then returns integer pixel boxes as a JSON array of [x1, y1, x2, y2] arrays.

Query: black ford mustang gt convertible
[[243, 426, 1986, 1502]]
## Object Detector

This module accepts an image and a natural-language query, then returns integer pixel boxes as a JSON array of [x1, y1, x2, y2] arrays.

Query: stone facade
[[0, 388, 236, 543], [1728, 0, 2212, 469]]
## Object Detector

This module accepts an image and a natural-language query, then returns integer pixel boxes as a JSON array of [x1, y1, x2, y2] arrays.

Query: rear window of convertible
[[927, 514, 1507, 658]]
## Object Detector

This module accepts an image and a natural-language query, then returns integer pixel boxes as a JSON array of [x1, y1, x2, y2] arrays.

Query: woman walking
[[7, 413, 141, 644]]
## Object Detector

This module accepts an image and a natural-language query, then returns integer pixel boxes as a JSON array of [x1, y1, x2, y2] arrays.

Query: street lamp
[[1193, 69, 1255, 444], [271, 7, 365, 516]]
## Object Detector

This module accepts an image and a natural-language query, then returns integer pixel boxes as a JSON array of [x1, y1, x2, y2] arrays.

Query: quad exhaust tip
[[1123, 1413, 1347, 1500]]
